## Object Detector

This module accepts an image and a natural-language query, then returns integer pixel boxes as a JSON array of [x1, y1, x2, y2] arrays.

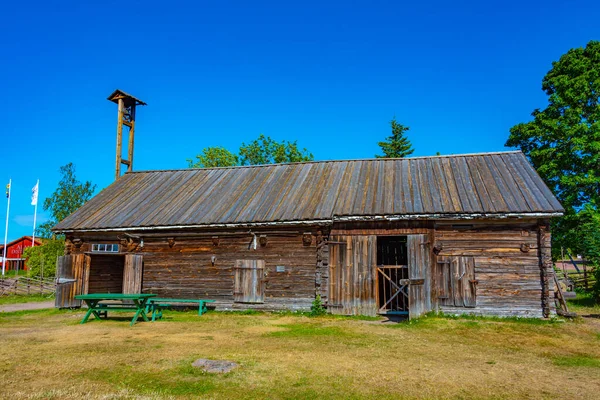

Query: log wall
[[139, 232, 317, 310], [434, 220, 550, 317], [65, 218, 552, 317]]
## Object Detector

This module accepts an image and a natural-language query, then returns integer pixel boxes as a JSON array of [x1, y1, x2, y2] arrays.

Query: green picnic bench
[[74, 293, 157, 326], [146, 298, 215, 321]]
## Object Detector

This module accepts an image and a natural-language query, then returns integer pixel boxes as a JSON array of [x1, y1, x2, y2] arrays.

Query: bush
[[22, 239, 64, 278], [310, 294, 327, 317]]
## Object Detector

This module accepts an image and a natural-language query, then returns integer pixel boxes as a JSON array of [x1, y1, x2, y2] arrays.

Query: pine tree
[[376, 117, 414, 158]]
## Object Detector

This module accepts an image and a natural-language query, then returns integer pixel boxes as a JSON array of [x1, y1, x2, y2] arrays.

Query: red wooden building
[[0, 236, 42, 272]]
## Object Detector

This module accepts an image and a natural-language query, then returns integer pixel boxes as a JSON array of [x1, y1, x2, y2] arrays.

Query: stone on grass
[[192, 358, 238, 373]]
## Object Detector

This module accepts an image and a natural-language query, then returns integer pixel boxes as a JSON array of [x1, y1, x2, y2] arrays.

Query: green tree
[[37, 162, 97, 238], [187, 146, 239, 168], [376, 117, 414, 158], [22, 239, 64, 278], [239, 134, 313, 165], [505, 40, 600, 271], [188, 134, 313, 168]]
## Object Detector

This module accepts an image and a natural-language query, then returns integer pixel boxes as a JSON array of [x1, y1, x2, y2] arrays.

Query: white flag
[[31, 181, 39, 206]]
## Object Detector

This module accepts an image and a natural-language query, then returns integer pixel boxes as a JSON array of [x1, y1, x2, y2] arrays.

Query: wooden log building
[[53, 151, 563, 318]]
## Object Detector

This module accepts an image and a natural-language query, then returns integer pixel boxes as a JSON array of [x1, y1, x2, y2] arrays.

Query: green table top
[[75, 293, 157, 300]]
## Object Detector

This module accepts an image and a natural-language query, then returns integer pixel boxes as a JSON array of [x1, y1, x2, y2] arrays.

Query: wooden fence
[[0, 276, 56, 296]]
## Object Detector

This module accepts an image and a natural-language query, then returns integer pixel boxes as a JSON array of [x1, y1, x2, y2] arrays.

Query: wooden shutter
[[328, 235, 377, 316], [436, 255, 476, 308], [407, 234, 432, 319], [233, 260, 265, 303], [123, 254, 143, 294], [55, 254, 89, 308]]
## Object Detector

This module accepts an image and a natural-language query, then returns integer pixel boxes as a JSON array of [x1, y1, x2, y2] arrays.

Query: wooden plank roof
[[53, 151, 563, 232]]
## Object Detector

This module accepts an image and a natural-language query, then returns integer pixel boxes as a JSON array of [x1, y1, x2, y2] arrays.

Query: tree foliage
[[37, 163, 96, 238], [187, 146, 239, 168], [506, 40, 600, 212], [22, 239, 64, 278], [505, 40, 600, 277], [188, 134, 313, 168], [239, 134, 313, 165], [376, 117, 414, 158]]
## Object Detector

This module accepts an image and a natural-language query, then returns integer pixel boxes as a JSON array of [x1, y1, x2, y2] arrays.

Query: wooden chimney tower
[[107, 89, 147, 180]]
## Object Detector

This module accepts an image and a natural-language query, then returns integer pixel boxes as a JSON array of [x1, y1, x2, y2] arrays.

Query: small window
[[91, 243, 119, 253]]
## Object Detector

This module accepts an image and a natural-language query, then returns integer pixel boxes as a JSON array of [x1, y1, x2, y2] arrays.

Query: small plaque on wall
[[276, 265, 286, 272]]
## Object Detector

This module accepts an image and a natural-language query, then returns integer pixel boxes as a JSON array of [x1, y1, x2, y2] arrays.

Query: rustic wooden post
[[538, 221, 553, 318], [107, 90, 146, 181]]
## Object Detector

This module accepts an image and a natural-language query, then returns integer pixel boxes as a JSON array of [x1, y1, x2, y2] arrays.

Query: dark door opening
[[88, 254, 125, 294], [376, 236, 409, 315]]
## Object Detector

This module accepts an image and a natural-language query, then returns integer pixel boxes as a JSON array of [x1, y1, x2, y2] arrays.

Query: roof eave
[[53, 212, 563, 234]]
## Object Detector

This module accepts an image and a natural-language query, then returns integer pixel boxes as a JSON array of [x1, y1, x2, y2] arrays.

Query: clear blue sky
[[1, 0, 598, 241]]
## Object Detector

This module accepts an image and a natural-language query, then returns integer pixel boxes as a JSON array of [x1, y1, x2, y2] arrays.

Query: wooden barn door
[[436, 256, 476, 308], [55, 254, 90, 308], [123, 254, 143, 294], [407, 235, 432, 319], [234, 260, 265, 303], [328, 235, 377, 316]]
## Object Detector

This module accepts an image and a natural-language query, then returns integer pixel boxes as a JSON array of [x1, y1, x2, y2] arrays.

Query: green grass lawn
[[0, 298, 598, 399], [0, 293, 54, 305]]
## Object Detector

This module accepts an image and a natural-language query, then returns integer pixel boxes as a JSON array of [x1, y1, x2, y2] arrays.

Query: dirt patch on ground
[[0, 301, 54, 313]]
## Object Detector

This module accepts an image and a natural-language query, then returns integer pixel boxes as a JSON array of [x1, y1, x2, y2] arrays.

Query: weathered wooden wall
[[139, 232, 317, 310], [63, 218, 552, 317], [434, 220, 550, 317]]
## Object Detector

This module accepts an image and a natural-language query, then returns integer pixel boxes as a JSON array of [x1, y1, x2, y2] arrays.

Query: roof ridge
[[127, 150, 524, 174]]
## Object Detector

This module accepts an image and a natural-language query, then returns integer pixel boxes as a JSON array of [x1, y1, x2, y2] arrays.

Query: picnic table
[[74, 293, 157, 326], [146, 298, 215, 321]]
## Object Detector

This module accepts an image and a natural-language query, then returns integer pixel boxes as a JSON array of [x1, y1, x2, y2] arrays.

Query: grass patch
[[87, 364, 218, 396], [0, 308, 599, 399], [266, 323, 348, 338], [0, 294, 55, 305], [567, 292, 600, 314], [552, 354, 600, 368]]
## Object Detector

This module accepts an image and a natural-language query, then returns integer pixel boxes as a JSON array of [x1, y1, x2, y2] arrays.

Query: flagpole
[[31, 180, 39, 247], [2, 179, 11, 277]]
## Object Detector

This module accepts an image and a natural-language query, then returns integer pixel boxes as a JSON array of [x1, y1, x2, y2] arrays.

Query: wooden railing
[[0, 276, 56, 296]]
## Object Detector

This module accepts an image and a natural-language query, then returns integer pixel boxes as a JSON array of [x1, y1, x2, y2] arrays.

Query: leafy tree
[[574, 206, 600, 301], [187, 146, 239, 168], [505, 40, 600, 272], [37, 163, 97, 238], [506, 40, 600, 212], [188, 134, 313, 168], [22, 239, 64, 278], [239, 134, 313, 165], [376, 117, 414, 158]]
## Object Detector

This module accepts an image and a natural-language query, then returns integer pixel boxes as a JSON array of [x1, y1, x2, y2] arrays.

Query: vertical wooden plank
[[463, 257, 476, 307], [450, 257, 461, 306], [328, 236, 339, 313], [123, 254, 144, 294], [344, 236, 352, 314], [81, 254, 91, 296], [408, 234, 432, 319], [233, 260, 243, 303]]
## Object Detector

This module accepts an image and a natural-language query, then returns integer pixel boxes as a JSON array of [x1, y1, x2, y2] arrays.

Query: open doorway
[[376, 236, 409, 316], [88, 254, 125, 293]]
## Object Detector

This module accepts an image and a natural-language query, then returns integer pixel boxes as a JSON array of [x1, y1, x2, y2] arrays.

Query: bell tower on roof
[[107, 89, 147, 180]]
